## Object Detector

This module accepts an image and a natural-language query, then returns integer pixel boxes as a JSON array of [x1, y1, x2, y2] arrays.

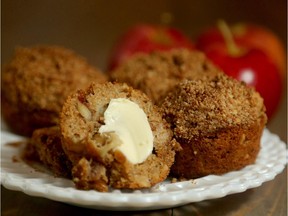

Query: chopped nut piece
[[77, 101, 92, 120]]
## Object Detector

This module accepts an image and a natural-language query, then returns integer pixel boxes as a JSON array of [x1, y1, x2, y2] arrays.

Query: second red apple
[[196, 21, 283, 119], [196, 22, 286, 79]]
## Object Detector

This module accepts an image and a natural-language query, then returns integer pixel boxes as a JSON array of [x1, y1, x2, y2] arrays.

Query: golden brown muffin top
[[1, 45, 107, 113], [161, 74, 267, 140], [109, 49, 222, 103]]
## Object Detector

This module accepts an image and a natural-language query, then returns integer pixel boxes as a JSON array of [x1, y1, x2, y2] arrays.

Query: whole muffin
[[161, 74, 267, 179], [109, 48, 222, 103], [1, 45, 107, 136], [60, 82, 180, 191]]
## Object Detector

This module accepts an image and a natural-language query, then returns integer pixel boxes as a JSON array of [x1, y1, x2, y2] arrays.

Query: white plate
[[1, 129, 287, 211]]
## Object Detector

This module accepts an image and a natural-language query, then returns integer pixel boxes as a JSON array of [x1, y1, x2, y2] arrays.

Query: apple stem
[[217, 19, 244, 56]]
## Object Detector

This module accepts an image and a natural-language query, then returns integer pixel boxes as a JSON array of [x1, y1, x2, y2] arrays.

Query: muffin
[[60, 82, 180, 191], [24, 126, 72, 178], [1, 45, 107, 136], [161, 74, 267, 179], [109, 48, 222, 103]]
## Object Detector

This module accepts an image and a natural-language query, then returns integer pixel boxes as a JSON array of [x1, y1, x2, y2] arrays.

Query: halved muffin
[[60, 82, 180, 191], [24, 126, 72, 178]]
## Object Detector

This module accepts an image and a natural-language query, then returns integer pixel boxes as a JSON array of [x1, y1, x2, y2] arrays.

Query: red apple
[[107, 24, 194, 70], [205, 46, 282, 119], [196, 21, 283, 119], [196, 22, 286, 79]]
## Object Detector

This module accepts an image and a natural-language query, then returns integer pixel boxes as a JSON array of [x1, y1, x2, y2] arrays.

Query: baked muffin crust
[[161, 74, 267, 178], [24, 126, 72, 178], [109, 49, 222, 103], [1, 45, 107, 136]]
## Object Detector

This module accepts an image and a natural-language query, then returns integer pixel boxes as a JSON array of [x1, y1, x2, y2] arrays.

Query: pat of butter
[[99, 98, 154, 164]]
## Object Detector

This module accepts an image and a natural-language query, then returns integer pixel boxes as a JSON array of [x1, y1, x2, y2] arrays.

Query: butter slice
[[99, 98, 154, 164]]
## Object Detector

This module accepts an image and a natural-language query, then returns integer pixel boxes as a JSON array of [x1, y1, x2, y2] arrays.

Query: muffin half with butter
[[60, 82, 180, 191]]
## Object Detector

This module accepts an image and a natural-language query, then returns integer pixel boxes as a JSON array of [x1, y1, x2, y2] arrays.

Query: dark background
[[2, 0, 287, 70]]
